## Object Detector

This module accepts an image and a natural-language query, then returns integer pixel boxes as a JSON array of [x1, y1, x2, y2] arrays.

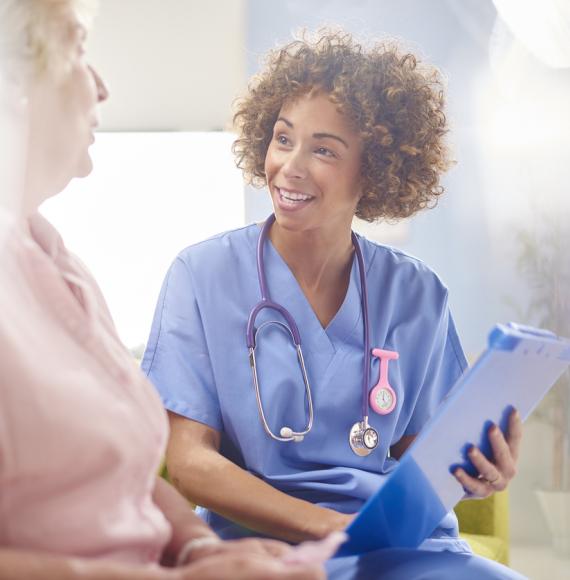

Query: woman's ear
[[354, 179, 365, 205]]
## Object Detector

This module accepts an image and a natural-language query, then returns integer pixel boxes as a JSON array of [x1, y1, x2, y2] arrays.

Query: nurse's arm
[[166, 412, 353, 543]]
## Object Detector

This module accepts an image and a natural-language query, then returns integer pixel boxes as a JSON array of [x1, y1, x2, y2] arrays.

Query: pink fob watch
[[369, 348, 398, 415]]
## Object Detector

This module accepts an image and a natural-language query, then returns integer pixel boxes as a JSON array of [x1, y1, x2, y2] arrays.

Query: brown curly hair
[[232, 29, 452, 221]]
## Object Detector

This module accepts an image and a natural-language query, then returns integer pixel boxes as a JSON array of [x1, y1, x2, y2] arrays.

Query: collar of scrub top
[[245, 213, 374, 446]]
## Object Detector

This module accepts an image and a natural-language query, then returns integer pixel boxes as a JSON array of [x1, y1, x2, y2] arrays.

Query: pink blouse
[[0, 209, 171, 564]]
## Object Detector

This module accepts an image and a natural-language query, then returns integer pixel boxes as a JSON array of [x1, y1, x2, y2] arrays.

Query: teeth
[[278, 188, 313, 202]]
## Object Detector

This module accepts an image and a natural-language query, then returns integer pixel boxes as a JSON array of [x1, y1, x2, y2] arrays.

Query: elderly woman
[[143, 31, 525, 579], [0, 1, 326, 579]]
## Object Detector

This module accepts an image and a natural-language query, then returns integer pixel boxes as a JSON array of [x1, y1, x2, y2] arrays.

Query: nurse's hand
[[453, 409, 523, 498], [175, 552, 324, 580], [323, 511, 355, 535], [180, 537, 293, 565]]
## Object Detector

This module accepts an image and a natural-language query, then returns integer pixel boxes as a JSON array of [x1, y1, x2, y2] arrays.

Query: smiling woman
[[233, 30, 451, 222], [143, 28, 525, 580], [264, 94, 363, 242]]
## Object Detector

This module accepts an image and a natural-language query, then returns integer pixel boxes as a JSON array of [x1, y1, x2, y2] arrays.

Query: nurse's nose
[[282, 147, 308, 180]]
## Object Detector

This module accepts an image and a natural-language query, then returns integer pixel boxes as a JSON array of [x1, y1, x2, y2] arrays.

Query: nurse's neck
[[269, 220, 354, 296]]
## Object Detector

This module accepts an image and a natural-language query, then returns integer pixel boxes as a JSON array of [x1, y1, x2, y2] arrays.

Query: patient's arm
[[0, 549, 163, 580], [0, 547, 324, 580], [153, 476, 219, 566]]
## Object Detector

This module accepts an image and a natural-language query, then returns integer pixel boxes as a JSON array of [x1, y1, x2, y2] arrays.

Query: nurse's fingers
[[242, 538, 293, 558], [219, 538, 293, 558], [506, 409, 523, 463], [486, 425, 515, 482], [283, 532, 348, 565], [178, 552, 325, 580], [488, 416, 520, 482], [467, 445, 506, 491], [453, 467, 494, 498], [184, 537, 292, 565]]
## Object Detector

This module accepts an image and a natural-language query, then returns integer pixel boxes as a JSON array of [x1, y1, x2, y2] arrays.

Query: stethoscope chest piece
[[349, 417, 379, 456]]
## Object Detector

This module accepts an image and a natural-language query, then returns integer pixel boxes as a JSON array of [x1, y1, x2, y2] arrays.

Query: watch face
[[363, 428, 379, 449], [375, 388, 394, 410]]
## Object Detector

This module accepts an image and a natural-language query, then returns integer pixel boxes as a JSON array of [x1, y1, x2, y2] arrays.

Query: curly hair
[[232, 30, 452, 221]]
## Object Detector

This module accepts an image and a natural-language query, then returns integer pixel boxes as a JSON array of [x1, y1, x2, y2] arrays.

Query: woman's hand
[[181, 537, 293, 565], [453, 409, 523, 498], [323, 511, 355, 535], [175, 551, 324, 580], [174, 534, 350, 580]]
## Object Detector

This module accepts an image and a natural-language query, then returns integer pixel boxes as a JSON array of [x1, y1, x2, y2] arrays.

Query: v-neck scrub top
[[143, 223, 525, 580]]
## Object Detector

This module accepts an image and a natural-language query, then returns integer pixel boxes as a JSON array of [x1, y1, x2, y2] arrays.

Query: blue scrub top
[[142, 222, 469, 547]]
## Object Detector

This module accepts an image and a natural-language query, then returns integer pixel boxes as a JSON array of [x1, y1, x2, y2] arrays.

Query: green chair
[[456, 491, 509, 565]]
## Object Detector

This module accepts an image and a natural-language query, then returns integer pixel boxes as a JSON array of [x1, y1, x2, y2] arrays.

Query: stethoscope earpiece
[[280, 426, 293, 438], [280, 426, 305, 442]]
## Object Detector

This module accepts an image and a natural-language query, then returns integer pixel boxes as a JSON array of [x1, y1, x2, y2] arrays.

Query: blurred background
[[41, 1, 570, 577]]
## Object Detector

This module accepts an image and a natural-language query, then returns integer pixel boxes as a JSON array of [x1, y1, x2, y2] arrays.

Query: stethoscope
[[246, 214, 398, 457]]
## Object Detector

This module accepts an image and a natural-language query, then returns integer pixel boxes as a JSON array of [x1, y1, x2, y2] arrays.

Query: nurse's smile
[[276, 187, 315, 210]]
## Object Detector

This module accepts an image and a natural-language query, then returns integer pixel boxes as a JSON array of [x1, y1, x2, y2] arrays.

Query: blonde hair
[[0, 0, 95, 82]]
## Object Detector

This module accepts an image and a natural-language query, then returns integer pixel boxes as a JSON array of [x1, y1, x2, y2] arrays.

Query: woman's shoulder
[[360, 235, 449, 297], [175, 223, 257, 268]]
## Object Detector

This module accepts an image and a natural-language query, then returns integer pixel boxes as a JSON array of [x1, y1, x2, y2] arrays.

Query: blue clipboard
[[337, 323, 570, 557]]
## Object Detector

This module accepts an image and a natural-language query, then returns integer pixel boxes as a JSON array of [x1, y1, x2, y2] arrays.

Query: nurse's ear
[[353, 180, 367, 215]]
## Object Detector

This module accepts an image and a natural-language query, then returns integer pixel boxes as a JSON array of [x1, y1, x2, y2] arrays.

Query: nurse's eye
[[74, 26, 88, 57], [315, 146, 336, 158], [275, 134, 291, 147]]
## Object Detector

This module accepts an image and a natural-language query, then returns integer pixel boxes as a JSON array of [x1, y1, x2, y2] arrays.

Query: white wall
[[42, 133, 245, 351], [88, 0, 246, 131]]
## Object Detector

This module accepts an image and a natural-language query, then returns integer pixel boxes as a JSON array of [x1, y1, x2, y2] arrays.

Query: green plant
[[515, 214, 570, 491]]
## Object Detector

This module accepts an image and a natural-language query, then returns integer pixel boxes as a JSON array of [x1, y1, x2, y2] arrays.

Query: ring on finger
[[478, 474, 500, 486]]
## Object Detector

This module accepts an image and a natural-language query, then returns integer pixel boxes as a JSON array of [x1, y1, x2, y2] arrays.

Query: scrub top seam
[[183, 256, 225, 425], [143, 259, 176, 377], [448, 324, 468, 372], [442, 290, 468, 373], [181, 224, 254, 252]]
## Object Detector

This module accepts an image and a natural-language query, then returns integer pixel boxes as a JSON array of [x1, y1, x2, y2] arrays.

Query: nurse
[[143, 30, 524, 579]]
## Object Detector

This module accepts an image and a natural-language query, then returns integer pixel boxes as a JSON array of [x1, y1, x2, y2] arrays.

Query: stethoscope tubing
[[247, 213, 371, 442], [249, 320, 314, 442], [246, 215, 302, 349], [352, 230, 371, 420]]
